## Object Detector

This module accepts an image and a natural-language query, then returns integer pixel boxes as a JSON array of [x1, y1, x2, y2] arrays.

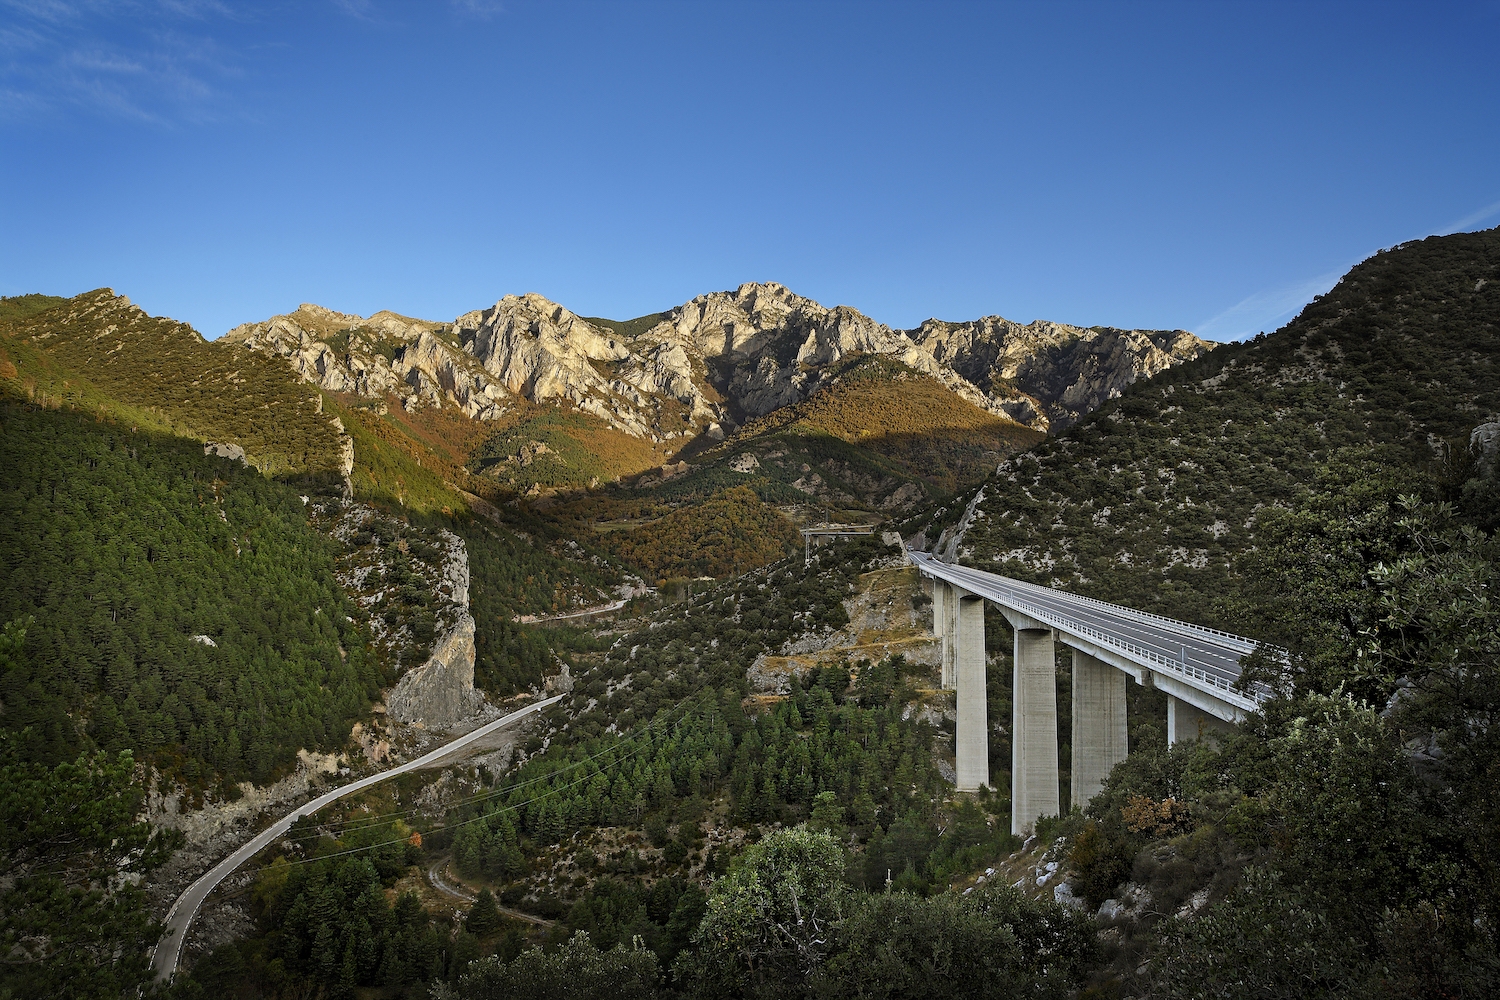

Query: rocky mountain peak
[[224, 283, 1214, 452]]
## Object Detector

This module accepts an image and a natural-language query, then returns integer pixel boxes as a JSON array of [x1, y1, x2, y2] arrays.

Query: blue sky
[[2, 1, 1497, 341]]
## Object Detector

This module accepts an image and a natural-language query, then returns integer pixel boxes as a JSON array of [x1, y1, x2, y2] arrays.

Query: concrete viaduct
[[911, 552, 1273, 835]]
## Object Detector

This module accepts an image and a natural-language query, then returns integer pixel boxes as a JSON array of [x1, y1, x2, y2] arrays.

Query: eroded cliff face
[[376, 520, 487, 729], [225, 283, 1211, 446], [223, 304, 509, 422], [650, 282, 1020, 422]]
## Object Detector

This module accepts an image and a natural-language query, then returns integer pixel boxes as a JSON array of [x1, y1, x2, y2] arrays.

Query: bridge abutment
[[1070, 648, 1128, 811]]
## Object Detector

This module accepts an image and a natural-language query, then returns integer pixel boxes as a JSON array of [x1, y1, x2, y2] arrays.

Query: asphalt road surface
[[151, 695, 564, 983], [911, 552, 1268, 700]]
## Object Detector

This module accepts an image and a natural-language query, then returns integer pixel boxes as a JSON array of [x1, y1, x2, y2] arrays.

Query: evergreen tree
[[466, 888, 501, 936]]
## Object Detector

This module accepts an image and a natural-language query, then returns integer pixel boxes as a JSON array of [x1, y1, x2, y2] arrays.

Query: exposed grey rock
[[203, 442, 247, 464], [1471, 419, 1500, 477], [1053, 880, 1085, 910], [544, 662, 574, 694], [914, 316, 1210, 431], [226, 283, 1212, 455], [386, 613, 484, 728]]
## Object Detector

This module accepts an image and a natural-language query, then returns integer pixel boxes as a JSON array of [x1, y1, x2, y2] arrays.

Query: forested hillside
[[944, 228, 1500, 630], [0, 290, 347, 480], [188, 535, 1103, 998], [0, 402, 377, 787]]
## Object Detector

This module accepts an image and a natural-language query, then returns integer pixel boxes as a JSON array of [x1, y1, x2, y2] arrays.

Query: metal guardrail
[[1007, 579, 1261, 651]]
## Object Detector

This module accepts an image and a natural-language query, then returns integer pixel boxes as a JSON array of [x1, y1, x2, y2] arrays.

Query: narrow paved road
[[426, 859, 555, 927], [151, 695, 564, 983]]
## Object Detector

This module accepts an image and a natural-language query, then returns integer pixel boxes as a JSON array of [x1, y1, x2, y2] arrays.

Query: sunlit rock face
[[385, 612, 484, 728], [227, 283, 1211, 443], [913, 317, 1211, 431]]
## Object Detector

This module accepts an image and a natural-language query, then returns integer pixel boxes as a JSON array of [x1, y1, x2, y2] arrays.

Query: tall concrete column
[[1012, 625, 1060, 835], [954, 595, 989, 791], [1070, 649, 1127, 811], [943, 583, 960, 690], [1166, 695, 1235, 746], [932, 580, 954, 690]]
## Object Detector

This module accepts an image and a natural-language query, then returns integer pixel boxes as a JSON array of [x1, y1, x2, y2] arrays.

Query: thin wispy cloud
[[1196, 195, 1500, 343], [1194, 269, 1346, 343], [1437, 197, 1500, 236], [0, 0, 240, 125], [450, 0, 505, 17]]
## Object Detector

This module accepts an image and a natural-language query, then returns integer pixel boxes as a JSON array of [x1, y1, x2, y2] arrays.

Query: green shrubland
[[1, 289, 348, 479], [1059, 458, 1499, 997], [954, 228, 1500, 630]]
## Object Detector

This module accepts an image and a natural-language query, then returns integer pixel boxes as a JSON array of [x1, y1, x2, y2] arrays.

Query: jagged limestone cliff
[[225, 283, 1211, 447], [914, 317, 1210, 430]]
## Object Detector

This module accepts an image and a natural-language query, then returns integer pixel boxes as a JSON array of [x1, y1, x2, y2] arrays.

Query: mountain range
[[3, 230, 1498, 1000], [223, 281, 1207, 444]]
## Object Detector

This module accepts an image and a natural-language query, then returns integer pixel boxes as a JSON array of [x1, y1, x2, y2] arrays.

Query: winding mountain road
[[151, 695, 564, 983], [425, 858, 555, 927]]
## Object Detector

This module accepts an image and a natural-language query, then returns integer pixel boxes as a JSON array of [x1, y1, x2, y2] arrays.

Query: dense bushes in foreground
[[437, 826, 1091, 1000], [1061, 459, 1500, 998]]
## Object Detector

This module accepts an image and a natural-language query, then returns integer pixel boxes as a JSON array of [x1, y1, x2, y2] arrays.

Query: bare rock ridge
[[224, 282, 1212, 442]]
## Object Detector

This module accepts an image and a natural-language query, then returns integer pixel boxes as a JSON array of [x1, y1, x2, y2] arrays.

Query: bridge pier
[[1070, 648, 1128, 810], [954, 595, 989, 791], [1167, 694, 1236, 746], [1007, 615, 1059, 835], [933, 580, 959, 690]]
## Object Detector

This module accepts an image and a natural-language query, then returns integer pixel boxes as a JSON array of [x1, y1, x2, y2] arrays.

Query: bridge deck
[[911, 552, 1271, 708]]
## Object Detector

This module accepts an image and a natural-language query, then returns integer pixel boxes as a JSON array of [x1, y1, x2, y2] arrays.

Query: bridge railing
[[986, 587, 1264, 708], [999, 576, 1262, 651], [933, 557, 1275, 654], [914, 554, 1271, 707]]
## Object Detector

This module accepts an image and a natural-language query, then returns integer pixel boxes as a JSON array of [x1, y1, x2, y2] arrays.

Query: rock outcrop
[[226, 283, 1212, 445], [914, 317, 1211, 431], [386, 612, 484, 728], [321, 507, 487, 730], [223, 305, 510, 422]]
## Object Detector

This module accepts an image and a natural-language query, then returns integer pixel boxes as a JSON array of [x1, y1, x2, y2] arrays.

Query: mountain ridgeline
[[221, 283, 1207, 503]]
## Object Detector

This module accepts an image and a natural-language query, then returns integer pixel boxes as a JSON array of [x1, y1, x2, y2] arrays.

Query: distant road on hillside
[[151, 695, 564, 983]]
